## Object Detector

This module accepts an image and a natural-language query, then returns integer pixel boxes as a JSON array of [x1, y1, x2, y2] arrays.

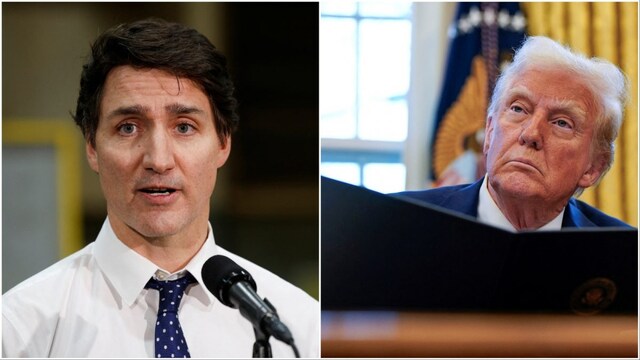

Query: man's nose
[[518, 112, 545, 150], [142, 129, 176, 173]]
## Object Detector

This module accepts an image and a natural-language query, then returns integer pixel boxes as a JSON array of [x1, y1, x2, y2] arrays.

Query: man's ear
[[483, 116, 494, 156], [578, 154, 607, 189], [86, 140, 100, 173], [215, 135, 231, 168]]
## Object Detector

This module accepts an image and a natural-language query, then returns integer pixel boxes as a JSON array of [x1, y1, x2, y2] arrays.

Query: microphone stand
[[249, 298, 300, 358], [252, 326, 272, 358], [251, 298, 277, 358]]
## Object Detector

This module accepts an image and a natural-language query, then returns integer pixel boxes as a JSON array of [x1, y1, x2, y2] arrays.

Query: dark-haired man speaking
[[2, 19, 318, 358]]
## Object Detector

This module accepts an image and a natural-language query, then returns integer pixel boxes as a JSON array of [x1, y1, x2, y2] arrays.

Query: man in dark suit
[[400, 180, 630, 228], [399, 36, 631, 230]]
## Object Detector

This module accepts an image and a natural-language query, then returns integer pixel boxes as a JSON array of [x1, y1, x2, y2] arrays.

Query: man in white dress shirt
[[2, 18, 319, 358]]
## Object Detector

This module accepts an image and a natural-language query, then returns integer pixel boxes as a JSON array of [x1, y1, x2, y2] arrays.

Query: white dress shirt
[[2, 218, 319, 358], [477, 175, 564, 231]]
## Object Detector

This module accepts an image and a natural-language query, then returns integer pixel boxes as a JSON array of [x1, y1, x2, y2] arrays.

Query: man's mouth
[[139, 188, 177, 196], [509, 158, 542, 174]]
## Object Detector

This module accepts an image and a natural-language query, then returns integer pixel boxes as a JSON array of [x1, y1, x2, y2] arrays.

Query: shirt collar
[[93, 218, 220, 307], [182, 227, 218, 305], [478, 175, 564, 232]]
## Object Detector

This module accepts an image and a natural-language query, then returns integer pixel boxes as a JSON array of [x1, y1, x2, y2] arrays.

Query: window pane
[[321, 1, 357, 16], [321, 18, 357, 139], [363, 163, 406, 193], [358, 19, 411, 141], [321, 162, 361, 186], [359, 2, 412, 17], [359, 99, 408, 141]]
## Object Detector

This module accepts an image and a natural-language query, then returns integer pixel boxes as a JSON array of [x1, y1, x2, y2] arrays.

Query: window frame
[[321, 2, 456, 192]]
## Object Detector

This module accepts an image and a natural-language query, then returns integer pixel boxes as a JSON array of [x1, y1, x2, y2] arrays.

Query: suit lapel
[[444, 179, 484, 217], [563, 198, 596, 228]]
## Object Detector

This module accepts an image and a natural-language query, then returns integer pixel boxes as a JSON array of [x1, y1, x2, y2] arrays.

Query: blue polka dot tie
[[146, 273, 196, 358]]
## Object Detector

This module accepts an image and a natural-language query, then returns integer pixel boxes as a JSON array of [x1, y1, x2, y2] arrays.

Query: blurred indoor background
[[2, 2, 319, 298]]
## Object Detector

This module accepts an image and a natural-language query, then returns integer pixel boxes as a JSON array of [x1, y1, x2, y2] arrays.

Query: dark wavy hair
[[73, 18, 238, 147]]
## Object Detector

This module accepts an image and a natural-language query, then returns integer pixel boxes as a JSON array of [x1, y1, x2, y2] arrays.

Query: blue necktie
[[146, 274, 196, 358]]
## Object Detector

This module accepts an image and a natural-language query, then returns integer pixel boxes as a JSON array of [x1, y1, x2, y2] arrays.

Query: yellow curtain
[[523, 2, 638, 226]]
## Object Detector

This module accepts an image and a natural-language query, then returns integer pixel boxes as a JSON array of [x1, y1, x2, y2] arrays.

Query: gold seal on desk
[[570, 277, 617, 315]]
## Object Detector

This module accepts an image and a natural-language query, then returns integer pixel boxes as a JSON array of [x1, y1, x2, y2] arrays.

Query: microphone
[[201, 255, 295, 346]]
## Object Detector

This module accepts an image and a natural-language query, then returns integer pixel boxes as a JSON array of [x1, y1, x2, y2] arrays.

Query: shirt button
[[157, 273, 166, 280]]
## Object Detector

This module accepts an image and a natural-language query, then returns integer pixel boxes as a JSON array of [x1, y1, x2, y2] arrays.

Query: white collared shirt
[[2, 218, 319, 358], [478, 176, 564, 231]]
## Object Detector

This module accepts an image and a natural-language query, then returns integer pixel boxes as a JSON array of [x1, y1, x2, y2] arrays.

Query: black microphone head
[[201, 255, 257, 308]]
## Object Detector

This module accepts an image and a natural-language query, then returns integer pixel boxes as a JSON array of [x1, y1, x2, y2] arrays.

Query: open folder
[[321, 176, 638, 314]]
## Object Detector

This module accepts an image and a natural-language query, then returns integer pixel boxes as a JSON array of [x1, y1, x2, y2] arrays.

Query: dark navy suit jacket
[[397, 179, 631, 228]]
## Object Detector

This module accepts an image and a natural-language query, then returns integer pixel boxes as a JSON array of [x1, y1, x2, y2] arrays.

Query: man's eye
[[118, 123, 137, 135], [176, 123, 194, 134], [554, 119, 572, 128], [510, 105, 524, 113]]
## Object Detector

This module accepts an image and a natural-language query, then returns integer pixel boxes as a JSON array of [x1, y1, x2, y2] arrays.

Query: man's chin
[[490, 173, 545, 200], [130, 223, 182, 239], [123, 215, 187, 239]]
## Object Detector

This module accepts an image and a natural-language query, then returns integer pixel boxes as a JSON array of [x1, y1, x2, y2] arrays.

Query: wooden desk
[[321, 311, 638, 357]]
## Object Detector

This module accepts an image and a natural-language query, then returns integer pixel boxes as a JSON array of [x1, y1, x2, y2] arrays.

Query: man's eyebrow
[[105, 104, 150, 121], [505, 86, 534, 103], [166, 103, 205, 116], [104, 103, 205, 121], [552, 98, 587, 120], [505, 86, 587, 120]]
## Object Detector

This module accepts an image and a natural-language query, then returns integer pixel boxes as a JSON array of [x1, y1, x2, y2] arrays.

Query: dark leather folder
[[321, 176, 638, 314]]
